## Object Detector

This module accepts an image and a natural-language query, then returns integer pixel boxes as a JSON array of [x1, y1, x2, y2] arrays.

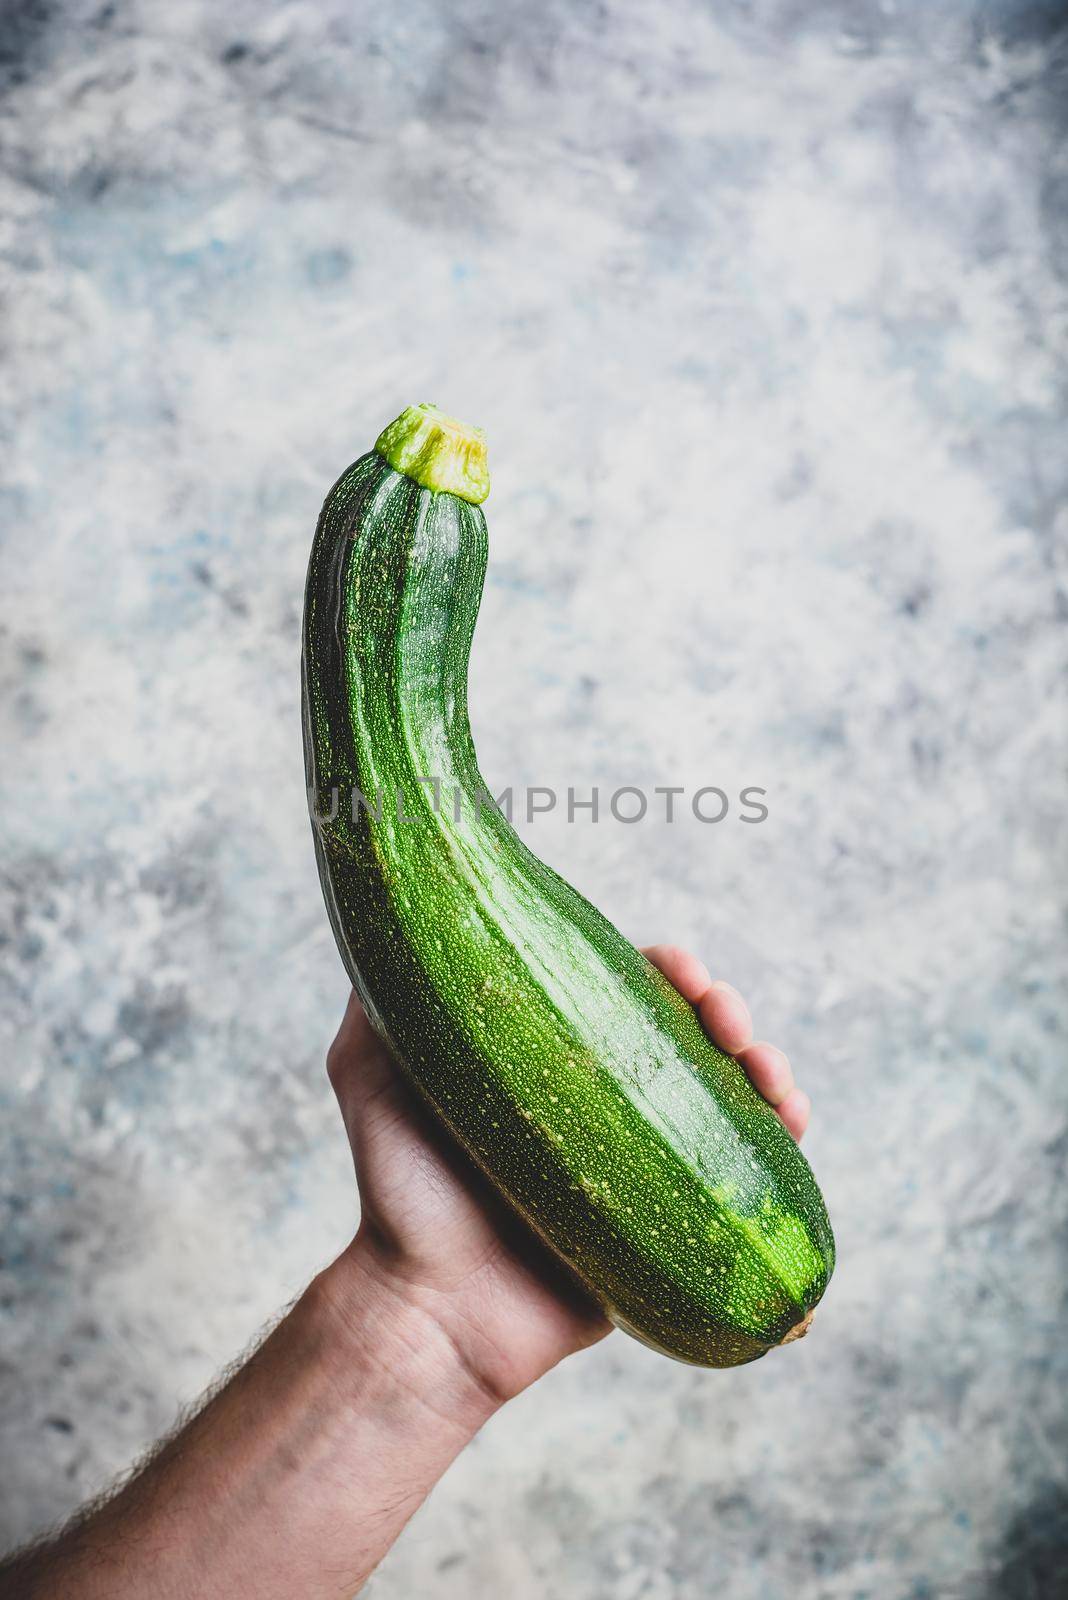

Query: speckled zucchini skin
[[302, 442, 835, 1367]]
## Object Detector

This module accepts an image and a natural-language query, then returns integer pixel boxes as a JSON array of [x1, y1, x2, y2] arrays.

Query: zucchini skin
[[302, 445, 835, 1367]]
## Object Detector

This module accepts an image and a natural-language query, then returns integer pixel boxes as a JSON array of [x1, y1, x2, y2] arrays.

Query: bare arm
[[1, 1251, 502, 1600], [1, 947, 809, 1599]]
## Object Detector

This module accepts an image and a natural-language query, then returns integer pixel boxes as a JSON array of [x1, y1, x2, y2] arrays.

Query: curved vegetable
[[302, 403, 834, 1366]]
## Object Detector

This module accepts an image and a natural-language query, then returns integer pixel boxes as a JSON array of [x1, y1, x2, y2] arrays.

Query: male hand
[[326, 944, 811, 1403]]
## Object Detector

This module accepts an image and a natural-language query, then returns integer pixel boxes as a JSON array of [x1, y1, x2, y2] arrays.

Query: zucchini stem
[[375, 402, 490, 504]]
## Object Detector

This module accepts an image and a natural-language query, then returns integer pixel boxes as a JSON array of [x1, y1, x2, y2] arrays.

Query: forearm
[[2, 1241, 500, 1600]]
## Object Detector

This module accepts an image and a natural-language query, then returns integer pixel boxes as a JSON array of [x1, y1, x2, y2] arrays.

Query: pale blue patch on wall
[[304, 247, 354, 288]]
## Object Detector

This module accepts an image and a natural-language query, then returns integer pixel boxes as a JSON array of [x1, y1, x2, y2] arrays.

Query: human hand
[[325, 945, 811, 1406]]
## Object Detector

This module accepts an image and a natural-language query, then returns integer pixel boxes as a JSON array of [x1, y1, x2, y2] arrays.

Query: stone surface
[[2, 2, 1066, 1596]]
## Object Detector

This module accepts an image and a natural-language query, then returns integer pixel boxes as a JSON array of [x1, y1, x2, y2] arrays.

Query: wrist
[[308, 1235, 505, 1435]]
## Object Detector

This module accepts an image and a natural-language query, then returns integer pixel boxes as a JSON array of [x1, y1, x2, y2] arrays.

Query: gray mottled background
[[2, 1, 1066, 1595]]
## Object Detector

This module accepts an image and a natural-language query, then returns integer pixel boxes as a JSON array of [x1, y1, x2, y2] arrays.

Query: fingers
[[735, 1042, 809, 1138], [642, 944, 712, 1003], [642, 943, 808, 1141], [643, 945, 752, 1054], [735, 1041, 793, 1105], [696, 982, 753, 1056], [774, 1087, 811, 1141]]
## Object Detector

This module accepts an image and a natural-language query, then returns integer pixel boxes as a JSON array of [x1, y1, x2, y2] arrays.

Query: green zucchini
[[302, 403, 834, 1367]]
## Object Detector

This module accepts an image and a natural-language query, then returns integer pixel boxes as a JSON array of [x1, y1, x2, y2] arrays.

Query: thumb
[[325, 990, 399, 1146]]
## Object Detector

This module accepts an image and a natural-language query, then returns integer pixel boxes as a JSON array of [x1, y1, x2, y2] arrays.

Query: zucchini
[[302, 403, 834, 1366]]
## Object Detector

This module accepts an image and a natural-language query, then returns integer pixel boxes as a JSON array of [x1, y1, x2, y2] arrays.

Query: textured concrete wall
[[2, 2, 1066, 1595]]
